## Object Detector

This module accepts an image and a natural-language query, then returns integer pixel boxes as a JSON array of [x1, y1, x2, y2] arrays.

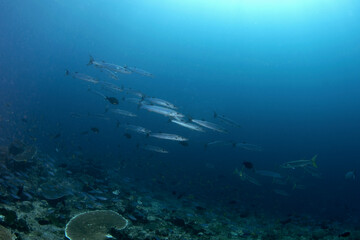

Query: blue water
[[1, 0, 360, 221]]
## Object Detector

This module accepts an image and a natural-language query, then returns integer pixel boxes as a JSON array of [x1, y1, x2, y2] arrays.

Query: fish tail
[[87, 55, 94, 66], [311, 154, 318, 168], [204, 143, 208, 149], [214, 111, 217, 118], [65, 69, 70, 76]]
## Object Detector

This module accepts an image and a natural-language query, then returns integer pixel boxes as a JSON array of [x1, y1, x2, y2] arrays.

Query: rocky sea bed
[[0, 143, 359, 240]]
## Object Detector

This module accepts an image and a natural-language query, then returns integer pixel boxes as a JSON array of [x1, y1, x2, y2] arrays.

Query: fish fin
[[204, 143, 208, 149], [65, 69, 70, 76], [87, 55, 94, 66], [214, 111, 217, 118], [311, 154, 318, 168]]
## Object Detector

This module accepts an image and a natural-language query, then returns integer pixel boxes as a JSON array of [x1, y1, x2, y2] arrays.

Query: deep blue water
[[1, 0, 360, 220]]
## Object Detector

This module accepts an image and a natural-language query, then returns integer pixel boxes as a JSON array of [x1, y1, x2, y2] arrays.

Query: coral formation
[[65, 210, 128, 240]]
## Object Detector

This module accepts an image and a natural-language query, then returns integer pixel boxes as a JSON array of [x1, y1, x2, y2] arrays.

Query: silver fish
[[281, 155, 318, 169], [141, 104, 184, 118], [123, 124, 151, 136], [234, 168, 262, 186], [214, 112, 241, 128], [191, 119, 227, 133], [141, 144, 168, 153], [102, 82, 124, 93], [145, 97, 177, 109], [125, 66, 153, 77], [273, 189, 289, 197], [111, 109, 137, 117], [235, 142, 263, 152], [256, 170, 283, 179], [66, 70, 99, 84], [122, 97, 143, 105], [171, 119, 204, 132], [150, 133, 188, 142], [88, 56, 132, 74]]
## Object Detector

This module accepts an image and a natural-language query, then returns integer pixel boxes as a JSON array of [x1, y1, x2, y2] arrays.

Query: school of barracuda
[[65, 55, 323, 197]]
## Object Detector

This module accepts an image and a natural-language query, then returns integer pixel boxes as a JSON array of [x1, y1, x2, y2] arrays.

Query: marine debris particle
[[243, 161, 253, 170], [90, 127, 99, 133], [65, 210, 128, 240]]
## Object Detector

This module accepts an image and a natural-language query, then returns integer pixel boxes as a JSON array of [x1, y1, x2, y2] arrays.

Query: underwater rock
[[0, 208, 30, 233], [339, 231, 351, 237], [0, 225, 15, 240], [8, 142, 36, 163], [8, 141, 25, 156], [65, 210, 128, 240]]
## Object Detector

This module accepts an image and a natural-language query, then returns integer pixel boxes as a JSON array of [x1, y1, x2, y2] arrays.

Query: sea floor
[[0, 144, 359, 240]]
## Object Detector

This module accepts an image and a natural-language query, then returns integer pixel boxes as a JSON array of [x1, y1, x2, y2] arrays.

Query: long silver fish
[[234, 168, 262, 186], [150, 133, 188, 142], [235, 142, 263, 152], [191, 119, 227, 133], [88, 55, 132, 74], [66, 70, 99, 84], [122, 97, 143, 105], [102, 82, 124, 93], [204, 140, 233, 149], [273, 189, 289, 197], [124, 66, 153, 77], [102, 68, 119, 80], [111, 109, 137, 117], [281, 155, 318, 169], [255, 170, 283, 179], [214, 112, 241, 128], [141, 144, 168, 153], [123, 124, 151, 136], [141, 104, 184, 118], [145, 97, 177, 109], [171, 119, 204, 132]]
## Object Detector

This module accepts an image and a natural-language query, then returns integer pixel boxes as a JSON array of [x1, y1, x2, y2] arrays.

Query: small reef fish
[[141, 144, 168, 153], [171, 119, 204, 132], [255, 170, 283, 179], [345, 170, 356, 180], [281, 155, 318, 169], [141, 104, 184, 118], [65, 70, 99, 84], [214, 112, 241, 128], [191, 119, 227, 133], [124, 66, 153, 77], [111, 109, 137, 117], [88, 55, 132, 74], [150, 133, 188, 142], [243, 161, 254, 170]]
